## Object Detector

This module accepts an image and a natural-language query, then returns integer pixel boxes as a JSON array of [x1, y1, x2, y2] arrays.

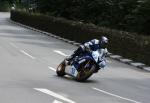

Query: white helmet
[[100, 36, 108, 48]]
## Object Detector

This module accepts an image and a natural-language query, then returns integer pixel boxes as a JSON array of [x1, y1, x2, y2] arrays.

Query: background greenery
[[0, 0, 10, 11], [35, 0, 150, 35], [3, 0, 150, 35]]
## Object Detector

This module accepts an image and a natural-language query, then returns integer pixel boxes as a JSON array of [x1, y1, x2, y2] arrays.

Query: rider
[[66, 36, 109, 68]]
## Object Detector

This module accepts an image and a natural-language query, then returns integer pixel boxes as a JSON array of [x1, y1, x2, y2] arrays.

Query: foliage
[[34, 0, 150, 35], [124, 0, 150, 34], [0, 0, 10, 11]]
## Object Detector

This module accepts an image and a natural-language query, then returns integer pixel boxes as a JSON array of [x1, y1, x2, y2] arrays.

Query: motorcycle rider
[[66, 36, 109, 68]]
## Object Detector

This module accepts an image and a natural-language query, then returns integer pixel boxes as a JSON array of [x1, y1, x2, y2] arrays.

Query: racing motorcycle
[[56, 49, 108, 81]]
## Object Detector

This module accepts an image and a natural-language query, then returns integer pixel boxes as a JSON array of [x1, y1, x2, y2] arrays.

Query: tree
[[0, 0, 10, 11], [16, 0, 150, 35], [124, 0, 150, 34]]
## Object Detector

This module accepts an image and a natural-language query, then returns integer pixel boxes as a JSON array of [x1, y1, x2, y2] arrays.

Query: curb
[[9, 19, 150, 72]]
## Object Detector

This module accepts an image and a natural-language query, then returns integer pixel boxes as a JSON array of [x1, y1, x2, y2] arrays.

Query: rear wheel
[[56, 60, 66, 76]]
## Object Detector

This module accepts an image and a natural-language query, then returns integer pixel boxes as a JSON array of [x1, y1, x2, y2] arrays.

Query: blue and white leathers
[[68, 38, 108, 63]]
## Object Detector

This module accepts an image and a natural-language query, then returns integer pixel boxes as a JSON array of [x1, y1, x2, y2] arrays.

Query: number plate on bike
[[70, 66, 78, 77]]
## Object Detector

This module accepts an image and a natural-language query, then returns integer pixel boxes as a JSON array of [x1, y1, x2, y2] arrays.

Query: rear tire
[[56, 61, 66, 76]]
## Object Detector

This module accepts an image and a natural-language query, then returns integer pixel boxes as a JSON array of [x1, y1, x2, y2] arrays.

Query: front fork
[[84, 61, 97, 71]]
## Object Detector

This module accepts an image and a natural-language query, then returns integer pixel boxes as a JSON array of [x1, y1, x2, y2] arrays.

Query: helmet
[[100, 36, 108, 48]]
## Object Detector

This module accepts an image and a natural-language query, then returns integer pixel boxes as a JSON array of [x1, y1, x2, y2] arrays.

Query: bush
[[0, 1, 10, 12], [36, 0, 150, 35], [11, 10, 150, 66]]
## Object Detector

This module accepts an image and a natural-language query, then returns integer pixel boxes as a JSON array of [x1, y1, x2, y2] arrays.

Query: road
[[0, 12, 150, 103]]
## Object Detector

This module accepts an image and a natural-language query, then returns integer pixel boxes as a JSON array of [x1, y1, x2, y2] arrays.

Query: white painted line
[[92, 87, 141, 103], [48, 66, 56, 72], [34, 88, 76, 103], [143, 67, 150, 71], [110, 55, 122, 58], [130, 62, 145, 67], [106, 60, 112, 63], [120, 59, 132, 62], [20, 50, 35, 59], [53, 100, 63, 103], [54, 50, 69, 57], [9, 43, 18, 49]]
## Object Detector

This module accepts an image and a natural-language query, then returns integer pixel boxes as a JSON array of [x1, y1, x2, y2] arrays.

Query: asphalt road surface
[[0, 12, 150, 103]]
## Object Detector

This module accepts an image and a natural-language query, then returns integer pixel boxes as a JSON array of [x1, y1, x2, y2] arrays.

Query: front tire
[[56, 61, 66, 76], [76, 69, 93, 82], [76, 61, 94, 81]]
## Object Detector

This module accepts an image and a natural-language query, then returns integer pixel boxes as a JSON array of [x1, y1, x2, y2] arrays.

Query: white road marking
[[20, 50, 35, 59], [54, 50, 69, 57], [106, 60, 112, 63], [53, 100, 63, 103], [34, 88, 76, 103], [48, 66, 56, 72], [92, 87, 141, 103], [9, 43, 18, 49]]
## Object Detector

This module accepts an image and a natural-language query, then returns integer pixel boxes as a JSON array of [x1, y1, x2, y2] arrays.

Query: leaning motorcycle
[[56, 49, 107, 81]]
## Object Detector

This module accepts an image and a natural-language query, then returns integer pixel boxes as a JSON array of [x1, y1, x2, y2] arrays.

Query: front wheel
[[56, 60, 66, 76], [76, 70, 93, 82], [76, 61, 95, 81]]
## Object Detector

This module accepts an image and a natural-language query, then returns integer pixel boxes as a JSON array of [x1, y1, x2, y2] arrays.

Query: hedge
[[0, 1, 10, 12], [11, 10, 150, 66]]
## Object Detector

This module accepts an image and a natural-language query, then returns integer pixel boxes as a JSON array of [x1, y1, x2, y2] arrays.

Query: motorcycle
[[56, 49, 108, 81]]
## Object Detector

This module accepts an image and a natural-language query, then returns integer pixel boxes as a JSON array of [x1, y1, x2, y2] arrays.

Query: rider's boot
[[66, 46, 83, 65], [65, 56, 73, 65]]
